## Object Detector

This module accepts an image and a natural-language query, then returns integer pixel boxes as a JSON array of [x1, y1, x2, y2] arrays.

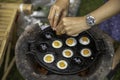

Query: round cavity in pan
[[65, 38, 77, 47], [57, 60, 68, 70], [52, 40, 63, 48], [79, 36, 90, 45], [39, 43, 48, 52], [43, 54, 55, 63], [62, 49, 73, 58], [44, 32, 53, 39], [80, 48, 92, 57]]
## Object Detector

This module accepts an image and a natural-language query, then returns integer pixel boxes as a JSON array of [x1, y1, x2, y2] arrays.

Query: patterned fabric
[[99, 14, 120, 41], [99, 0, 120, 41]]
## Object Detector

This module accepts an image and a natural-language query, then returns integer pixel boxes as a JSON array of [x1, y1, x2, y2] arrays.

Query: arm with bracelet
[[48, 0, 120, 35], [48, 0, 120, 70]]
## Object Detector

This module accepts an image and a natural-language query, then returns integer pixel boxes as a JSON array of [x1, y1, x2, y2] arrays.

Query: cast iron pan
[[27, 26, 102, 75]]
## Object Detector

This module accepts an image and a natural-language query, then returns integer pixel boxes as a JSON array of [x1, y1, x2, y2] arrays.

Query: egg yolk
[[66, 38, 74, 45], [65, 51, 71, 56], [83, 49, 90, 55], [54, 41, 60, 46], [45, 56, 52, 61], [59, 62, 66, 67], [82, 37, 88, 42]]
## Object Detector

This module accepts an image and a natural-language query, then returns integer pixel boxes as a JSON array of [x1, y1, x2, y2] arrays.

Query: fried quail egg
[[52, 40, 63, 48], [43, 54, 54, 63], [80, 48, 92, 57], [79, 36, 90, 45], [66, 38, 77, 47], [57, 60, 68, 69], [62, 49, 73, 58]]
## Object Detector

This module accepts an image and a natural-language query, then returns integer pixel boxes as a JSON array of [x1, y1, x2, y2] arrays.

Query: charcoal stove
[[15, 23, 114, 80]]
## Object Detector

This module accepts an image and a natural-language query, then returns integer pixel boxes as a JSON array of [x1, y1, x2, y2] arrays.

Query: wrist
[[81, 16, 91, 29], [56, 0, 70, 5], [62, 0, 69, 2]]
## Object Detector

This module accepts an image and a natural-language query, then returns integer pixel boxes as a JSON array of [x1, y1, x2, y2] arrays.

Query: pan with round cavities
[[27, 26, 101, 75]]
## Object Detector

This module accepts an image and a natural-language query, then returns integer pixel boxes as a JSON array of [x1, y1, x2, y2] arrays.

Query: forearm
[[88, 0, 120, 25]]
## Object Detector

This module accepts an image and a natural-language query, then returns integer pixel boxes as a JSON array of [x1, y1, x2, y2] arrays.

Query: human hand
[[48, 0, 69, 29], [56, 17, 91, 36]]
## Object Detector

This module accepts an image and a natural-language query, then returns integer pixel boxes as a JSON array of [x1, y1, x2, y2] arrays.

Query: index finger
[[56, 20, 64, 34], [48, 7, 55, 28]]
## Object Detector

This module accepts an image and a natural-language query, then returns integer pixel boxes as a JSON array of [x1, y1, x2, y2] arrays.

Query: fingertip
[[52, 28, 55, 31], [53, 23, 57, 28], [48, 21, 52, 26], [56, 31, 61, 35], [49, 20, 54, 28], [55, 26, 59, 31]]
